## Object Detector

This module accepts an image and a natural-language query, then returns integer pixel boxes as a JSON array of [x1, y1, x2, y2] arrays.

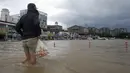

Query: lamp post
[[5, 15, 8, 41]]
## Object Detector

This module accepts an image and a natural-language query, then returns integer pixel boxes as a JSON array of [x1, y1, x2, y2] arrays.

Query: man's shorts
[[22, 37, 38, 53]]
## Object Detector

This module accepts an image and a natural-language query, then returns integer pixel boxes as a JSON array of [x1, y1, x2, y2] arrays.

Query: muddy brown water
[[0, 39, 130, 73]]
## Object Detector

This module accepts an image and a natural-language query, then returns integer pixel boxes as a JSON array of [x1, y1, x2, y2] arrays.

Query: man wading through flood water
[[15, 3, 41, 65]]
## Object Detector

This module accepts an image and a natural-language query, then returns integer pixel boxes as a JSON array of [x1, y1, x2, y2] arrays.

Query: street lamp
[[5, 15, 8, 41]]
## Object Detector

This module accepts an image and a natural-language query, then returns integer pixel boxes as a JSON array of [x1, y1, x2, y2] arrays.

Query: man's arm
[[15, 17, 23, 36]]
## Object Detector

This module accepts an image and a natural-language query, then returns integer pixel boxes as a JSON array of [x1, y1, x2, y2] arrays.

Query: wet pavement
[[0, 39, 130, 73]]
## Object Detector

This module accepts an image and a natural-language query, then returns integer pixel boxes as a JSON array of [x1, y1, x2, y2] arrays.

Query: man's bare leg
[[22, 51, 30, 64], [22, 42, 31, 64], [30, 52, 36, 65]]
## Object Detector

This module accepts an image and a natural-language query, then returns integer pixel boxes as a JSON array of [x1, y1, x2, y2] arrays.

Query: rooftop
[[0, 20, 16, 25]]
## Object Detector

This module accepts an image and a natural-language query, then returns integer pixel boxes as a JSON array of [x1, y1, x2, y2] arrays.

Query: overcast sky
[[0, 0, 130, 30]]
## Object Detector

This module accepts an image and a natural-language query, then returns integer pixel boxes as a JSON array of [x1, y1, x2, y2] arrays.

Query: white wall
[[1, 9, 10, 22], [11, 14, 20, 23], [20, 10, 27, 17]]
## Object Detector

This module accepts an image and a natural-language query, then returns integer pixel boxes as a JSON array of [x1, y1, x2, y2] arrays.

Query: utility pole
[[5, 15, 8, 41]]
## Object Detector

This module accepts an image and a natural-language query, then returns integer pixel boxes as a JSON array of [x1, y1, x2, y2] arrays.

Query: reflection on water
[[0, 40, 130, 73], [23, 67, 44, 73]]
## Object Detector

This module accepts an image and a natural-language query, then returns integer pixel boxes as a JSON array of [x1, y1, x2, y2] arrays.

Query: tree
[[118, 33, 129, 39]]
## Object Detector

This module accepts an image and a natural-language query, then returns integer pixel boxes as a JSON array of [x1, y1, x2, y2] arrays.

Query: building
[[39, 11, 47, 29], [47, 25, 63, 34], [0, 8, 49, 40], [83, 28, 89, 33], [39, 24, 63, 40], [0, 8, 48, 40], [0, 20, 17, 40], [0, 8, 47, 28], [99, 27, 111, 34], [88, 27, 99, 35], [10, 14, 20, 23], [0, 9, 19, 40], [20, 9, 47, 29], [68, 25, 89, 35], [20, 9, 27, 17], [95, 28, 100, 34], [119, 28, 127, 33], [0, 8, 12, 22], [112, 28, 127, 36], [0, 8, 20, 24]]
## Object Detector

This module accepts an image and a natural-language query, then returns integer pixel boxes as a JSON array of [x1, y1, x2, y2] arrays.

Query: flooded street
[[0, 40, 130, 73]]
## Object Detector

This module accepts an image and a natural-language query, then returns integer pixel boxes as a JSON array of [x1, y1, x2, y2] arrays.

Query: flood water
[[0, 39, 130, 73]]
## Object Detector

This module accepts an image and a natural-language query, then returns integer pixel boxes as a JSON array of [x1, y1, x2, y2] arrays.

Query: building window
[[12, 18, 14, 21]]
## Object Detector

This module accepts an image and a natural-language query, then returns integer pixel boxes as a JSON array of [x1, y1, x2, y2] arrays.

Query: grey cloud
[[0, 0, 129, 31], [50, 0, 130, 30], [0, 0, 7, 2], [0, 0, 32, 14]]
